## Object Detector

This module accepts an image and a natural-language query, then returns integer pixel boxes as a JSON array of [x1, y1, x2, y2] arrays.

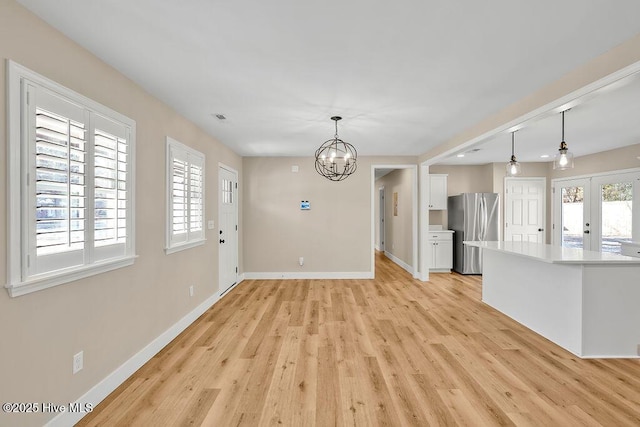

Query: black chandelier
[[315, 116, 357, 181]]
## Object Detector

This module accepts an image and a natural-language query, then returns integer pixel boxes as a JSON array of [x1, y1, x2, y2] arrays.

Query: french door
[[553, 171, 639, 253]]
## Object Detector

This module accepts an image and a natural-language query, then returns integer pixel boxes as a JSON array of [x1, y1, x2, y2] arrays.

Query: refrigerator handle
[[478, 196, 485, 240]]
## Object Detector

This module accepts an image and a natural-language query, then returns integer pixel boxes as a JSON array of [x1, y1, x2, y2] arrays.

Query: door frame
[[504, 177, 546, 243], [371, 165, 418, 279], [378, 186, 385, 252], [218, 163, 239, 295]]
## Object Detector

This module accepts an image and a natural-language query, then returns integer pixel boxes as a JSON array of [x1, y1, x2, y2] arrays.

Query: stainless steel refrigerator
[[447, 193, 499, 274]]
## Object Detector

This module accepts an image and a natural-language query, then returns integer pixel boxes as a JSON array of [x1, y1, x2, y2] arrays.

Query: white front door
[[505, 178, 546, 243], [219, 165, 238, 294]]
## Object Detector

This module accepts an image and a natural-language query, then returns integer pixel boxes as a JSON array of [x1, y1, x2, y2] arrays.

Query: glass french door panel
[[599, 181, 633, 253], [561, 185, 585, 249]]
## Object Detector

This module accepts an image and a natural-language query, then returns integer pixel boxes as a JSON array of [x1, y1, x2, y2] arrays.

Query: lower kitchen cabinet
[[428, 231, 454, 272]]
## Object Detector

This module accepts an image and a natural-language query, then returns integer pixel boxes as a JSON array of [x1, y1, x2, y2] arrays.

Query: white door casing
[[379, 186, 385, 251], [219, 165, 238, 294], [505, 178, 546, 243]]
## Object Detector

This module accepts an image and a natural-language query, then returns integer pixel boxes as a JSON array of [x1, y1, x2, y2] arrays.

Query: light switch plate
[[207, 220, 214, 230]]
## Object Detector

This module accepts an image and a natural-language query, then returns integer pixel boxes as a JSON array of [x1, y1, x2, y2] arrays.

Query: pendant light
[[506, 131, 521, 176], [315, 116, 358, 181], [553, 110, 574, 170]]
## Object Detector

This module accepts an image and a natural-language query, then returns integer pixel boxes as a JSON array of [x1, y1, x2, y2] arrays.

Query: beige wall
[[243, 157, 416, 274], [374, 169, 414, 267], [0, 2, 242, 426]]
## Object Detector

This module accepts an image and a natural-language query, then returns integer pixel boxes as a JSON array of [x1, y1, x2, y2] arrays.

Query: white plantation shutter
[[29, 88, 87, 275], [166, 137, 205, 252], [7, 61, 136, 296], [189, 155, 204, 237], [171, 152, 188, 245], [93, 114, 130, 261]]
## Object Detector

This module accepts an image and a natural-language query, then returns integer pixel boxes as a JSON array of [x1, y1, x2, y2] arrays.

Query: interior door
[[553, 178, 591, 250], [505, 178, 546, 243], [219, 165, 238, 294]]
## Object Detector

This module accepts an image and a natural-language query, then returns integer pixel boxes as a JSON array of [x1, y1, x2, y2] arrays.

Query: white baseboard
[[243, 271, 374, 280], [46, 291, 222, 427], [384, 251, 414, 275]]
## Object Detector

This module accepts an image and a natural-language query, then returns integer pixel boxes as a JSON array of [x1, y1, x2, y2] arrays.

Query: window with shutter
[[166, 137, 205, 253], [7, 61, 136, 297]]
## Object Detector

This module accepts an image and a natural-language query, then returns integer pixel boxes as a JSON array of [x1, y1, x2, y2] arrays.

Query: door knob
[[220, 239, 225, 243], [584, 230, 590, 234], [538, 228, 544, 232]]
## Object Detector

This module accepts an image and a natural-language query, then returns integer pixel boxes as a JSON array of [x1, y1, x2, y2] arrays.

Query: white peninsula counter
[[465, 241, 640, 358]]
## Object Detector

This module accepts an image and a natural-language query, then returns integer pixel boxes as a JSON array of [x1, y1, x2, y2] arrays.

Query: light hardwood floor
[[77, 252, 640, 426]]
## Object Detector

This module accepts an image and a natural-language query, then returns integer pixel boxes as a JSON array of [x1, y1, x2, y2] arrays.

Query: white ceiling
[[16, 0, 640, 160]]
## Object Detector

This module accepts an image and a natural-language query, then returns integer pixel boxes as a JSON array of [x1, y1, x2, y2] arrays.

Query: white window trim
[[6, 60, 136, 297], [165, 136, 206, 254]]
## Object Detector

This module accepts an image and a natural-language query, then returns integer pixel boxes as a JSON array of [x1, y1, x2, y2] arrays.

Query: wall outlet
[[73, 351, 83, 374], [189, 285, 194, 297], [299, 257, 304, 266]]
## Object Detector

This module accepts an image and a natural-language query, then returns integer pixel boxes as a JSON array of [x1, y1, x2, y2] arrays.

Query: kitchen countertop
[[464, 240, 640, 265]]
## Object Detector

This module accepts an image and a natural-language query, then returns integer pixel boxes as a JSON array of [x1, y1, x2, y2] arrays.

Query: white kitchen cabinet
[[428, 231, 453, 272], [428, 174, 448, 210]]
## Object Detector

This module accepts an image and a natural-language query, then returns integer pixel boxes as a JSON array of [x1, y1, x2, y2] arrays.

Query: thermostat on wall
[[301, 200, 310, 210]]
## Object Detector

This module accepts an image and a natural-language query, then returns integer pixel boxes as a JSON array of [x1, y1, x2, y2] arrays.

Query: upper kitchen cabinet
[[428, 174, 448, 210]]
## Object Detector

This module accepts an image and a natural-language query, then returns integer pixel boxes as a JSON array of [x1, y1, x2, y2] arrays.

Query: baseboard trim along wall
[[384, 251, 414, 275], [243, 271, 374, 280], [46, 285, 233, 427]]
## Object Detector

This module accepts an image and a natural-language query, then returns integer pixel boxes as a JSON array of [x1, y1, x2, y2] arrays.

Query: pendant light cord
[[511, 132, 515, 157], [561, 110, 565, 142]]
